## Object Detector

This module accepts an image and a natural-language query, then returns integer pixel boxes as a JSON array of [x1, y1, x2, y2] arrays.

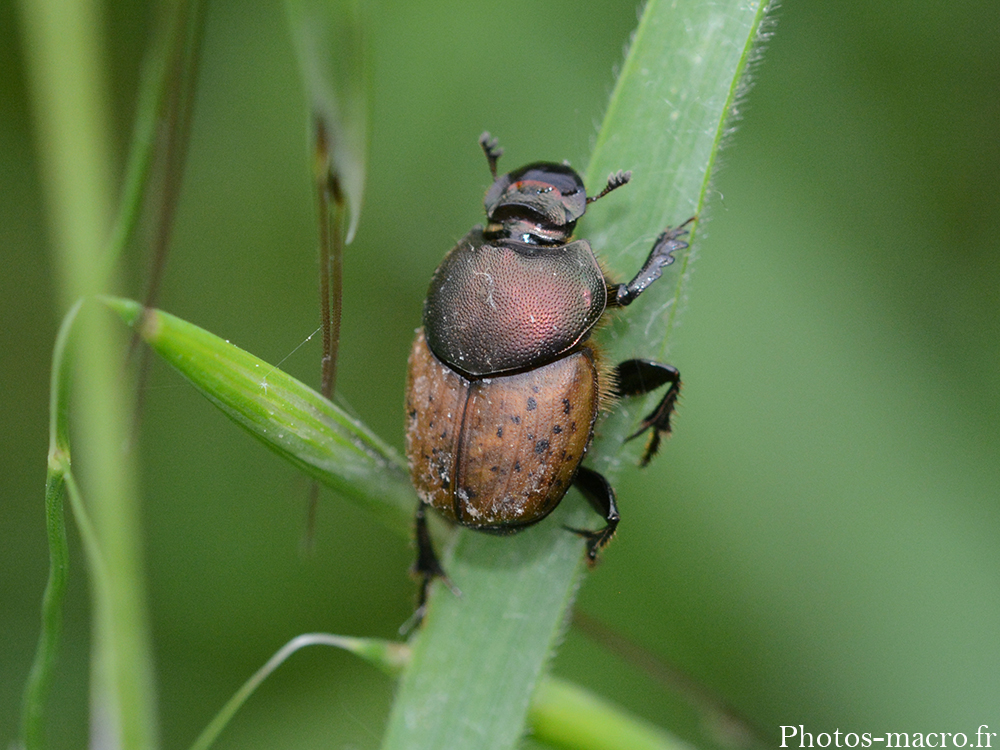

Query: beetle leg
[[609, 217, 695, 307], [586, 169, 632, 203], [614, 359, 682, 466], [479, 132, 503, 179], [411, 502, 460, 626], [565, 465, 621, 563]]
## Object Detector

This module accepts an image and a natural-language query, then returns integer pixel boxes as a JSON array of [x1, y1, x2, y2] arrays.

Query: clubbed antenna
[[479, 131, 503, 179], [587, 169, 632, 203]]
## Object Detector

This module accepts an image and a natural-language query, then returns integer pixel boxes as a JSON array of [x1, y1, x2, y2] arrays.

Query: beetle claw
[[564, 524, 617, 565], [566, 465, 620, 564], [403, 565, 462, 635], [438, 573, 462, 598], [625, 423, 663, 467], [399, 605, 425, 636]]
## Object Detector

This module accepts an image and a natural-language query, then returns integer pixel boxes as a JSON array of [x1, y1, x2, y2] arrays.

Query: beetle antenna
[[587, 169, 632, 203], [479, 131, 503, 179]]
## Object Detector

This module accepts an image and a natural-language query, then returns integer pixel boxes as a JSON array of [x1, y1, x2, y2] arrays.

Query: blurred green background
[[3, 0, 999, 747]]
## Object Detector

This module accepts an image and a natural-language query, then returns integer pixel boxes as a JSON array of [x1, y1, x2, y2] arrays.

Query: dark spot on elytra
[[511, 414, 521, 424], [513, 461, 521, 472], [531, 385, 541, 394], [562, 399, 571, 414], [527, 433, 535, 441], [497, 426, 503, 438], [490, 465, 499, 473], [534, 439, 550, 454], [408, 409, 417, 420], [527, 396, 537, 411], [569, 421, 577, 432], [552, 425, 562, 434], [440, 431, 448, 440]]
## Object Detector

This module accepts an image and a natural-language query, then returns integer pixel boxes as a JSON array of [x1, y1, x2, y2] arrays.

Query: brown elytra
[[405, 329, 598, 530]]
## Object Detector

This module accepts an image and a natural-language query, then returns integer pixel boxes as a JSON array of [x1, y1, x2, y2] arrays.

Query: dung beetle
[[405, 132, 692, 612]]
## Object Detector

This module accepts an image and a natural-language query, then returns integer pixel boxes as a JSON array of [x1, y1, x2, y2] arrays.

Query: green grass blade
[[18, 0, 160, 744], [20, 300, 80, 749], [285, 0, 368, 243], [380, 1, 772, 748], [285, 0, 371, 513], [20, 301, 117, 749], [104, 297, 415, 538], [20, 1, 208, 744], [529, 677, 695, 750], [585, 0, 773, 473], [100, 0, 206, 280], [189, 634, 409, 750], [381, 504, 590, 749]]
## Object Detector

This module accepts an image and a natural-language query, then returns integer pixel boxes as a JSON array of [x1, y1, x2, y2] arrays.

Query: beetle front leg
[[566, 465, 620, 563], [614, 359, 681, 466], [610, 218, 695, 307]]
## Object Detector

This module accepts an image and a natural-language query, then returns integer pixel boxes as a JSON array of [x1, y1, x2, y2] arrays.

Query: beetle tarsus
[[479, 132, 503, 179], [410, 502, 460, 628], [614, 359, 682, 466], [612, 218, 695, 307], [565, 465, 621, 564], [586, 169, 632, 204]]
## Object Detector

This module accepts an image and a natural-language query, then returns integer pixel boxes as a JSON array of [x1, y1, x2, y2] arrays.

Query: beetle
[[405, 132, 692, 612]]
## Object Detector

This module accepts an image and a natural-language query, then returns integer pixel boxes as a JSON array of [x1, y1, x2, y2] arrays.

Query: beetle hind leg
[[409, 502, 460, 629], [614, 359, 681, 467], [565, 465, 620, 563]]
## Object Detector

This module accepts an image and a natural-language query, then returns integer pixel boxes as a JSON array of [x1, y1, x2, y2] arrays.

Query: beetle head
[[484, 162, 588, 244]]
